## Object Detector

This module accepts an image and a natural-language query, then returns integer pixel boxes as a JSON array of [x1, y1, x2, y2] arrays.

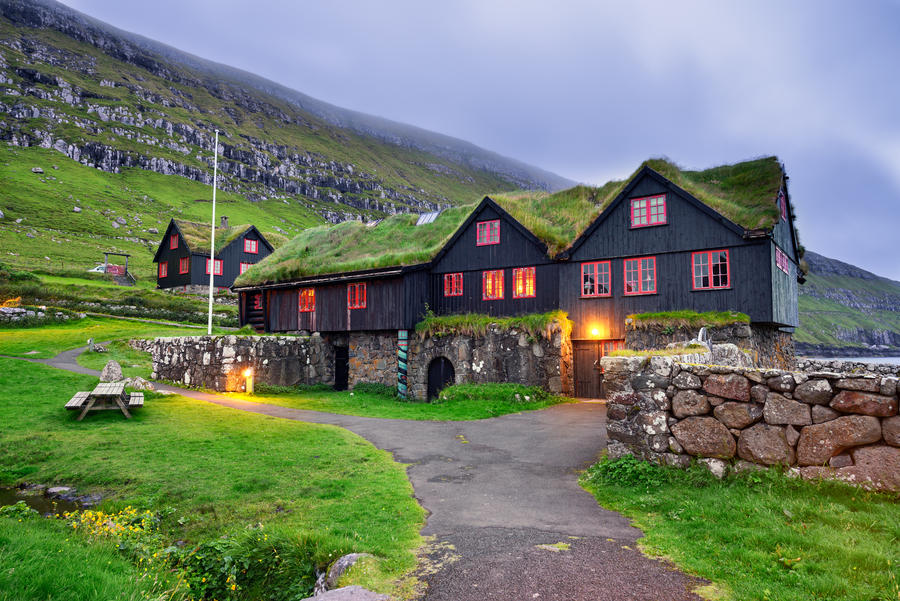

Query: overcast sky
[[62, 0, 900, 279]]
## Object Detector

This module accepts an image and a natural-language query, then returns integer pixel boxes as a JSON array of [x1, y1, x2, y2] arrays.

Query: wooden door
[[334, 346, 349, 391], [574, 341, 601, 398]]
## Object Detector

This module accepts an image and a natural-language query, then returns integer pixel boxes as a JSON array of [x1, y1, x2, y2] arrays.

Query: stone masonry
[[348, 332, 397, 389], [603, 354, 900, 492]]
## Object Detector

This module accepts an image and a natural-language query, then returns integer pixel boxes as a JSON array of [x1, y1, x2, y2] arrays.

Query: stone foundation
[[797, 357, 900, 377], [625, 322, 795, 370], [603, 355, 900, 491], [349, 332, 397, 389]]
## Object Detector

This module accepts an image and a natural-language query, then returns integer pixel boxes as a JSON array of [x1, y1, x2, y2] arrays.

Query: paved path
[[33, 348, 703, 600]]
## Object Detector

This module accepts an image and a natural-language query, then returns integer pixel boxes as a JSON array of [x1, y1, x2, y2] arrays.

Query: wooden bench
[[128, 392, 144, 408], [65, 391, 90, 410]]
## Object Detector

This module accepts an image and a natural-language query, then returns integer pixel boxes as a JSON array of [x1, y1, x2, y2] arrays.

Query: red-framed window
[[169, 234, 178, 249], [179, 256, 190, 274], [624, 256, 657, 295], [299, 288, 315, 312], [476, 220, 500, 246], [252, 293, 262, 310], [630, 194, 667, 228], [444, 273, 463, 297], [692, 250, 730, 290], [778, 189, 787, 221], [348, 283, 366, 309], [205, 258, 223, 275], [158, 262, 168, 278], [512, 267, 536, 299], [244, 238, 259, 254], [776, 247, 790, 274], [239, 262, 252, 274], [482, 269, 504, 300], [581, 261, 611, 297]]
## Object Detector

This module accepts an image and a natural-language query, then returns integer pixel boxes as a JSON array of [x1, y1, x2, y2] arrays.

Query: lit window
[[476, 220, 500, 245], [244, 238, 259, 254], [444, 273, 463, 297], [482, 270, 504, 300], [205, 258, 223, 275], [299, 288, 315, 312], [158, 262, 168, 278], [239, 262, 252, 274], [512, 267, 536, 298], [169, 234, 178, 250], [692, 250, 730, 290], [179, 257, 190, 274], [776, 247, 790, 274], [624, 256, 656, 295], [348, 283, 367, 309], [630, 194, 667, 228], [581, 261, 611, 297]]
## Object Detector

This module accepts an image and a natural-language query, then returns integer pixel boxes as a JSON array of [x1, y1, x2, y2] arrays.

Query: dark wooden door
[[574, 341, 600, 399], [427, 357, 455, 400], [334, 346, 349, 391]]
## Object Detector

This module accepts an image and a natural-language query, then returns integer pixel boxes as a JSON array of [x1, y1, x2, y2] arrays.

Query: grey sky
[[62, 0, 900, 278]]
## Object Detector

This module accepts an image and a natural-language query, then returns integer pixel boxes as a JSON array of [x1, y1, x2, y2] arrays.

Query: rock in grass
[[122, 377, 154, 391], [100, 360, 123, 382], [325, 553, 374, 589], [300, 586, 388, 601]]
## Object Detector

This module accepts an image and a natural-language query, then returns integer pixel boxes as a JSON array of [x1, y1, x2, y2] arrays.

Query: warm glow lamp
[[243, 368, 254, 394], [591, 328, 600, 337]]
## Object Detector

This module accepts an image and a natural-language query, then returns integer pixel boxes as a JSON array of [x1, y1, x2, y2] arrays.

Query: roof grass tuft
[[174, 219, 254, 254]]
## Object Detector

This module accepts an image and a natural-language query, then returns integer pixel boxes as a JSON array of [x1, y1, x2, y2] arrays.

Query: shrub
[[435, 382, 551, 404], [0, 500, 40, 520], [352, 382, 398, 398]]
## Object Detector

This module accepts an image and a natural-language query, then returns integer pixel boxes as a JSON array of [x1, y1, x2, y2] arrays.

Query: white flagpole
[[207, 130, 219, 335]]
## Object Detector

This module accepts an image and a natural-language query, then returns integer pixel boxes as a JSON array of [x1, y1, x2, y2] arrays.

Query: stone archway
[[427, 356, 455, 400]]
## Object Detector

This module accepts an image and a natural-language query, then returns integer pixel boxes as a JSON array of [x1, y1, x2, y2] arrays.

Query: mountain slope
[[796, 251, 900, 356]]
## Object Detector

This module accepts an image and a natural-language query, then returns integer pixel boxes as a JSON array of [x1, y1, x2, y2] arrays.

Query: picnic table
[[65, 382, 143, 421]]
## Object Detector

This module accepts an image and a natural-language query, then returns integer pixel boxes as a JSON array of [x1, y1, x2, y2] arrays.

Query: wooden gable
[[152, 219, 185, 263]]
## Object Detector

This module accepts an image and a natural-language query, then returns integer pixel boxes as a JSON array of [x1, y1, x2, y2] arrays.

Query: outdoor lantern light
[[591, 328, 600, 337], [243, 368, 254, 394]]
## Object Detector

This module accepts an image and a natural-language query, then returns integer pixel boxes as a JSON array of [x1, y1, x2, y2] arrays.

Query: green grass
[[0, 516, 158, 601], [628, 310, 751, 329], [414, 309, 571, 339], [608, 344, 708, 357], [76, 340, 154, 379], [228, 382, 572, 421], [0, 316, 206, 359], [581, 456, 900, 601], [0, 358, 424, 597]]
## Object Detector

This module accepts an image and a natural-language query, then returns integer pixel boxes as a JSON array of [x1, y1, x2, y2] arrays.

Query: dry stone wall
[[603, 355, 900, 491], [348, 332, 397, 389]]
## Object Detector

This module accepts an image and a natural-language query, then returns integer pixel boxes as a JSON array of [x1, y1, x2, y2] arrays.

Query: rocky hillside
[[0, 0, 571, 227], [796, 251, 900, 357]]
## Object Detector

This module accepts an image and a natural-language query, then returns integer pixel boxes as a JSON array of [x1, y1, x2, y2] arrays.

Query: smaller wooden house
[[152, 217, 273, 291]]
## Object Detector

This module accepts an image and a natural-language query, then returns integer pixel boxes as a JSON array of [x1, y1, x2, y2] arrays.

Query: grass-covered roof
[[174, 219, 254, 255], [235, 156, 785, 286]]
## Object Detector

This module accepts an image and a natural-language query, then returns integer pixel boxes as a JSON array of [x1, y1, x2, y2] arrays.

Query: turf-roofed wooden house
[[233, 156, 802, 397], [153, 217, 273, 292]]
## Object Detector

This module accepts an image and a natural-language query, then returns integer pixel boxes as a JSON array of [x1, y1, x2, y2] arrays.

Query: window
[[778, 189, 787, 221], [444, 273, 463, 297], [624, 256, 657, 295], [482, 269, 504, 300], [776, 247, 790, 274], [630, 194, 667, 228], [252, 293, 262, 310], [476, 220, 500, 246], [158, 262, 168, 278], [348, 283, 366, 309], [169, 234, 178, 250], [299, 288, 315, 312], [205, 258, 223, 275], [244, 238, 259, 254], [581, 261, 611, 297], [692, 250, 730, 290], [239, 262, 252, 274], [512, 267, 536, 298], [179, 256, 190, 274]]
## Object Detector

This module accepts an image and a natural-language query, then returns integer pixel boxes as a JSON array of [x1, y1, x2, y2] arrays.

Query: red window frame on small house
[[179, 256, 190, 274], [244, 238, 259, 254], [581, 261, 611, 297], [299, 288, 315, 312], [476, 220, 500, 246], [630, 194, 667, 228], [776, 247, 790, 274], [482, 270, 504, 300], [205, 258, 223, 276], [252, 293, 262, 310], [692, 250, 730, 290], [239, 262, 252, 274], [624, 256, 657, 295], [348, 283, 366, 309], [158, 262, 168, 278], [512, 267, 536, 299], [169, 234, 178, 250], [443, 273, 463, 297]]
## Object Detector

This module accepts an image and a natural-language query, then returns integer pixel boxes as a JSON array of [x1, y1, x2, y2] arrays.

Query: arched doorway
[[427, 357, 455, 400]]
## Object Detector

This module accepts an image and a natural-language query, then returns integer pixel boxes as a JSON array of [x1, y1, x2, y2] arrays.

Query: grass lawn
[[581, 456, 900, 601], [0, 358, 424, 599], [0, 316, 206, 359], [76, 339, 154, 379], [227, 383, 573, 421]]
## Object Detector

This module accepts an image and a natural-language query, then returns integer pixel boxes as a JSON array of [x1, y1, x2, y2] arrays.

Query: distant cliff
[[796, 251, 900, 357]]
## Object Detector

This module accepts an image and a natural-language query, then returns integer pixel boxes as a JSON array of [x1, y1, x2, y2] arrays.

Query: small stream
[[0, 487, 85, 515]]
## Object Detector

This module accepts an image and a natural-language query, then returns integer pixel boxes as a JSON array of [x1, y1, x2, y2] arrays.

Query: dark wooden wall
[[431, 264, 559, 317], [156, 225, 272, 289], [154, 222, 192, 289], [770, 241, 799, 327]]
